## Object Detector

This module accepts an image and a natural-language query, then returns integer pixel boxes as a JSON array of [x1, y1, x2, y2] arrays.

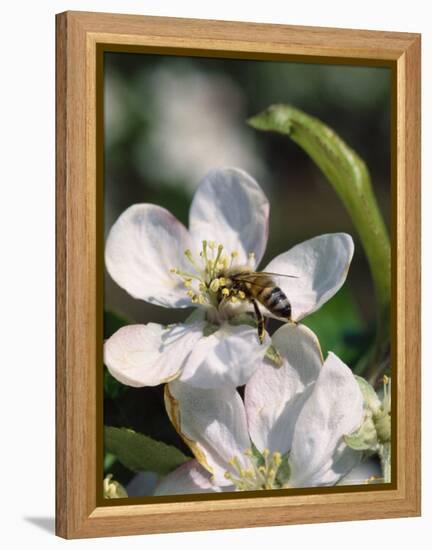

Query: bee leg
[[251, 299, 265, 344]]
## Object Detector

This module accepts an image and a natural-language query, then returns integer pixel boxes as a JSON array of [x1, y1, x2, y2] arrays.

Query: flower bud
[[345, 376, 391, 452], [103, 474, 128, 499]]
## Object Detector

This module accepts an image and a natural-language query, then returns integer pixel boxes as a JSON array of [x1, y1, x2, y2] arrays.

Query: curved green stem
[[249, 105, 391, 374]]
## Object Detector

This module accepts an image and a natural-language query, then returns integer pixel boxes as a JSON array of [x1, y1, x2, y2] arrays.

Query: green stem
[[249, 105, 391, 372]]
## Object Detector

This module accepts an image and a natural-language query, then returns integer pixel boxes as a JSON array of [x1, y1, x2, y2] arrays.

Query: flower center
[[224, 448, 290, 491], [170, 240, 255, 309]]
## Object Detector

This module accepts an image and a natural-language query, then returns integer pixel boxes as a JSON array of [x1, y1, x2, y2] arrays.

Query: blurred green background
[[103, 52, 391, 494]]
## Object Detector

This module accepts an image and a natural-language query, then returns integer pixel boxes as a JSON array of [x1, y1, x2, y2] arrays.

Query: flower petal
[[127, 472, 159, 496], [338, 456, 382, 486], [245, 324, 322, 455], [165, 382, 250, 485], [289, 352, 364, 487], [104, 322, 204, 387], [105, 204, 194, 308], [264, 233, 354, 320], [154, 460, 223, 496], [179, 323, 269, 389], [189, 168, 269, 267]]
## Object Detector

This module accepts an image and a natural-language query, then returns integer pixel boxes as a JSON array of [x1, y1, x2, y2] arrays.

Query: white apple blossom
[[155, 324, 364, 494], [104, 167, 354, 389]]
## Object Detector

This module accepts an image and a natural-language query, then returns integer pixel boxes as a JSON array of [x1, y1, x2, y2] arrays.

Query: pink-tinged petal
[[104, 322, 204, 387], [289, 353, 364, 487], [179, 323, 270, 389], [264, 233, 354, 321], [245, 324, 322, 455], [154, 460, 223, 496], [105, 204, 195, 308], [189, 168, 269, 267], [165, 382, 250, 486]]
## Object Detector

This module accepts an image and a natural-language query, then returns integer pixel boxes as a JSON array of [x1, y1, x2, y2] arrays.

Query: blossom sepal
[[344, 415, 378, 451], [345, 375, 391, 453]]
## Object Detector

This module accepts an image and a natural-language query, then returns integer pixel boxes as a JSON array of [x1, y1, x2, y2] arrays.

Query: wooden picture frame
[[56, 10, 421, 539]]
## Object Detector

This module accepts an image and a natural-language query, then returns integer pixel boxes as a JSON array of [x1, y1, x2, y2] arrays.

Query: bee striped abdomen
[[258, 286, 291, 320]]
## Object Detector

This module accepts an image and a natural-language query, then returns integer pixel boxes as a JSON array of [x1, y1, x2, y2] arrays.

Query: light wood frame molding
[[55, 10, 421, 539]]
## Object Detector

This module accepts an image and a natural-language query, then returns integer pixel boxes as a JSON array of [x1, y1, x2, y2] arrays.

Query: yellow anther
[[186, 290, 195, 298], [225, 448, 286, 491], [209, 241, 216, 250], [199, 283, 206, 292], [272, 452, 282, 466], [184, 279, 192, 288], [222, 288, 230, 297], [231, 250, 238, 258], [198, 295, 206, 305], [218, 256, 229, 269], [219, 277, 227, 286], [230, 296, 238, 304], [238, 291, 246, 300], [383, 374, 389, 385], [209, 279, 220, 292], [191, 295, 199, 304], [169, 268, 178, 273]]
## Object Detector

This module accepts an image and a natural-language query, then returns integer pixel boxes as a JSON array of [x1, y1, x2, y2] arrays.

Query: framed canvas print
[[55, 11, 421, 539]]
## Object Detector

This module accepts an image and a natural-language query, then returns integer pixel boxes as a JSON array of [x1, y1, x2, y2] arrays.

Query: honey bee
[[216, 268, 297, 344]]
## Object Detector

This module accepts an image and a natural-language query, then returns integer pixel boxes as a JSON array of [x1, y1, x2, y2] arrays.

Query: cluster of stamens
[[224, 448, 288, 491], [169, 240, 254, 308]]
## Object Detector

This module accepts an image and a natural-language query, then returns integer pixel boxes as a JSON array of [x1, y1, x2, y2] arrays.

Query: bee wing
[[230, 272, 279, 289], [232, 271, 298, 283], [256, 271, 299, 279]]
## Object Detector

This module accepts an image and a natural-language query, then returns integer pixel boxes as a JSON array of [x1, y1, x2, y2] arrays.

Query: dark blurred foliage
[[103, 52, 391, 491]]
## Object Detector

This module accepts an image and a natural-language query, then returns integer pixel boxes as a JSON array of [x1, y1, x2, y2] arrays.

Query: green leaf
[[104, 451, 117, 471], [302, 288, 366, 365], [249, 105, 391, 378], [104, 368, 127, 399], [104, 426, 189, 475]]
